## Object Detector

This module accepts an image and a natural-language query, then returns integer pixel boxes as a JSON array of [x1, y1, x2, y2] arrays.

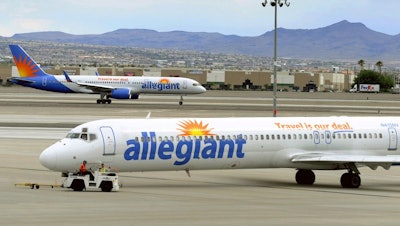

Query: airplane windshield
[[66, 133, 80, 139], [66, 133, 97, 142]]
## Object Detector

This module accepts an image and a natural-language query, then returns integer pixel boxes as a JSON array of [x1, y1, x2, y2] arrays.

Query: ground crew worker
[[99, 163, 107, 173], [80, 160, 87, 175]]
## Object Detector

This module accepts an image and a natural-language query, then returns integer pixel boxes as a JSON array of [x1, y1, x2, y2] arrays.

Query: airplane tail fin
[[9, 45, 50, 77]]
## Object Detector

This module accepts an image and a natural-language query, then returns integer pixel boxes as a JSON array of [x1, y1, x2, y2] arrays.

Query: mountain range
[[7, 20, 400, 61]]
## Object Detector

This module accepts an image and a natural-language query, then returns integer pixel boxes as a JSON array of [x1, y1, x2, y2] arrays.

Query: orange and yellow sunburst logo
[[14, 55, 40, 77], [177, 120, 215, 136], [159, 78, 170, 84]]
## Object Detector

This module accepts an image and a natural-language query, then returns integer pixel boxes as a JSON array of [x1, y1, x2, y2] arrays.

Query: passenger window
[[379, 133, 383, 139]]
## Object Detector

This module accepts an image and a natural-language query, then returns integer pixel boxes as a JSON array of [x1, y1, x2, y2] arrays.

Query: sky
[[0, 0, 399, 37]]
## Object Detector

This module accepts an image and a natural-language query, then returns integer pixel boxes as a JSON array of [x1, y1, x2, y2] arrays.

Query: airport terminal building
[[1, 65, 354, 92]]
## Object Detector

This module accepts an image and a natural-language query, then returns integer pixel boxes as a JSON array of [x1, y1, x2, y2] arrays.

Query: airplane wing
[[291, 152, 400, 170], [63, 70, 115, 93], [71, 81, 115, 93]]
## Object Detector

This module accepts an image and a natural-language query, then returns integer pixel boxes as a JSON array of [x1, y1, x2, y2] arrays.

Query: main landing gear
[[96, 93, 111, 104], [340, 163, 361, 188], [295, 163, 361, 188], [179, 95, 183, 105]]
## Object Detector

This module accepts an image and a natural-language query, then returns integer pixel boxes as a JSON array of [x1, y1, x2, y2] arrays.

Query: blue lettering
[[235, 139, 246, 158], [193, 139, 201, 159], [201, 139, 217, 159], [141, 132, 148, 160], [218, 139, 234, 158], [175, 139, 193, 165], [123, 132, 246, 165], [141, 81, 181, 91], [149, 132, 157, 160], [158, 140, 173, 159], [124, 139, 140, 160]]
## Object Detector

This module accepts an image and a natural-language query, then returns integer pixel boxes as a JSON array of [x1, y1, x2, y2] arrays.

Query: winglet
[[9, 45, 49, 77], [63, 70, 73, 82]]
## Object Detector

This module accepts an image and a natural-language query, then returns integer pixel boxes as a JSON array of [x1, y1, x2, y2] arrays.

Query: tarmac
[[2, 86, 400, 225]]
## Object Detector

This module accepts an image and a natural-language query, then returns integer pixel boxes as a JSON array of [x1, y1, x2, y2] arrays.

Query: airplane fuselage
[[40, 117, 399, 173], [11, 75, 205, 95]]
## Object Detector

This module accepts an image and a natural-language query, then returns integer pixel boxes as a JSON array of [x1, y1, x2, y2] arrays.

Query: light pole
[[261, 0, 290, 117]]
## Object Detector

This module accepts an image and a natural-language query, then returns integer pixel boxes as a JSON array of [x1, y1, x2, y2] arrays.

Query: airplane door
[[313, 131, 320, 144], [182, 79, 187, 89], [100, 126, 116, 155], [388, 127, 398, 151]]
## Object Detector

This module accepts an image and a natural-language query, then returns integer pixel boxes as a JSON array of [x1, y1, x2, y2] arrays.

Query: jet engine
[[110, 89, 139, 99]]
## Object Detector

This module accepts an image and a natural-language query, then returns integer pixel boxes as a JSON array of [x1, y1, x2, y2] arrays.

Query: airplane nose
[[39, 147, 57, 170], [199, 86, 206, 93]]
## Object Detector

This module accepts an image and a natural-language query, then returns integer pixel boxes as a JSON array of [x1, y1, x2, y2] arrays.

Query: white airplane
[[40, 116, 400, 188], [9, 45, 206, 105]]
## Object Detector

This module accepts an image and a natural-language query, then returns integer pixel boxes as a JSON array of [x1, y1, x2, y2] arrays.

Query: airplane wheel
[[101, 100, 107, 104], [107, 99, 112, 104], [179, 101, 183, 105], [96, 99, 101, 104], [295, 169, 315, 185], [341, 173, 361, 188]]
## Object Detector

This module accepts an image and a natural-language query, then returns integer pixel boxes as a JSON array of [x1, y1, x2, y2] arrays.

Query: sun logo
[[13, 55, 40, 77], [177, 120, 215, 136], [159, 78, 170, 84]]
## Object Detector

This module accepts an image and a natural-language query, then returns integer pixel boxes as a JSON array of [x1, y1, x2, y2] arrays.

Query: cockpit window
[[66, 132, 97, 142], [90, 134, 97, 141], [66, 133, 80, 139], [192, 83, 200, 86], [80, 133, 88, 140]]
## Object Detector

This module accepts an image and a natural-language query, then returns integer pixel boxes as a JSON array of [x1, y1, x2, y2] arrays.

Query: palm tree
[[375, 61, 383, 74], [357, 59, 365, 71]]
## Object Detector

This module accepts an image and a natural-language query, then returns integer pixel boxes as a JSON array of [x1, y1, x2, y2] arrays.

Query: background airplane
[[9, 45, 206, 105], [40, 116, 400, 188]]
